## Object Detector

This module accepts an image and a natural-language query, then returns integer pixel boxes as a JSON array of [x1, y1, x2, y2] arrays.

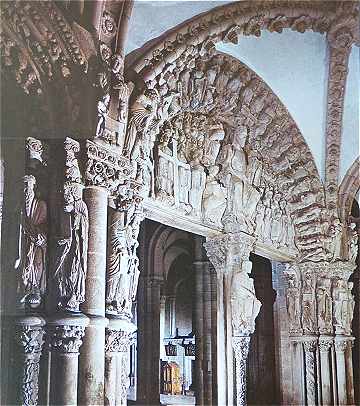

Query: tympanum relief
[[129, 49, 321, 256]]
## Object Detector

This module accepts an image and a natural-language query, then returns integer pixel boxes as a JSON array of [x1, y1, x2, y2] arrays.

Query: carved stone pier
[[205, 232, 261, 406], [15, 315, 46, 406]]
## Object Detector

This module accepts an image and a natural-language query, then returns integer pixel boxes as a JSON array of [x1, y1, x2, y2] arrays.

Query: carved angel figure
[[54, 182, 88, 312], [16, 175, 47, 308], [189, 164, 206, 217]]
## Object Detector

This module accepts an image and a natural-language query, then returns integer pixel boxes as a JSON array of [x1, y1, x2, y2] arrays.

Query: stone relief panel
[[284, 261, 356, 336]]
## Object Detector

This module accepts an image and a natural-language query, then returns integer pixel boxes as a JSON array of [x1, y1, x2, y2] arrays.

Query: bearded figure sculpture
[[54, 182, 89, 312], [15, 175, 47, 309]]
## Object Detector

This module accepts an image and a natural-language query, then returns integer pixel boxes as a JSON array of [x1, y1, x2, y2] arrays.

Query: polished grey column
[[79, 185, 109, 405], [48, 314, 89, 405]]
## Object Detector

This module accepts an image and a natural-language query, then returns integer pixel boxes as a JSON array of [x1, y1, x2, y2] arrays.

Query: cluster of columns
[[12, 138, 139, 406], [284, 262, 356, 406], [204, 232, 262, 406]]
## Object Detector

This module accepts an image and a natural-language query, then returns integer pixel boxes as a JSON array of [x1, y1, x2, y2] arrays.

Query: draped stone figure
[[106, 218, 129, 314], [316, 278, 332, 334], [123, 89, 159, 158], [202, 165, 226, 227], [189, 164, 206, 217], [16, 175, 47, 308], [333, 279, 355, 335], [231, 261, 261, 336], [54, 182, 88, 312]]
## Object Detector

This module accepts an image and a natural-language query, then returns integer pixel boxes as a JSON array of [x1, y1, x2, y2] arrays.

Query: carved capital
[[49, 325, 85, 354], [334, 338, 351, 353], [85, 141, 135, 191], [105, 328, 134, 354], [303, 338, 318, 352], [318, 337, 333, 352], [15, 325, 45, 355]]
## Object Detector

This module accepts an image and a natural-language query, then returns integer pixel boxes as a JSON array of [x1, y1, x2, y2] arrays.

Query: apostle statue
[[106, 218, 129, 314], [54, 182, 88, 312], [15, 175, 47, 308]]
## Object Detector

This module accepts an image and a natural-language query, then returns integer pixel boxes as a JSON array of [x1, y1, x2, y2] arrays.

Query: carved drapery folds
[[15, 137, 48, 310], [284, 260, 356, 405], [284, 261, 356, 336]]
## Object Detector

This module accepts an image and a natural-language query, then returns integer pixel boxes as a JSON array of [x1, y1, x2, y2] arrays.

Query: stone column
[[335, 337, 349, 405], [318, 337, 333, 405], [303, 338, 318, 406], [15, 316, 46, 406], [168, 295, 176, 337], [193, 260, 204, 406], [105, 317, 136, 406], [160, 296, 166, 359], [345, 338, 355, 406], [79, 184, 109, 405], [232, 337, 251, 406], [48, 314, 88, 405], [203, 262, 213, 406], [210, 267, 218, 405]]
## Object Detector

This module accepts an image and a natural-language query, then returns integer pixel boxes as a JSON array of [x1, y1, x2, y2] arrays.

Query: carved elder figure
[[16, 175, 47, 308], [123, 89, 159, 158], [202, 165, 226, 227], [54, 182, 88, 312]]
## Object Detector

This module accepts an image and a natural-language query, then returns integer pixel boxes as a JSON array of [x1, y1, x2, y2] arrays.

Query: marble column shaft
[[319, 337, 333, 405], [48, 315, 88, 406], [203, 262, 213, 406], [194, 260, 205, 406], [79, 186, 109, 406], [335, 338, 349, 405]]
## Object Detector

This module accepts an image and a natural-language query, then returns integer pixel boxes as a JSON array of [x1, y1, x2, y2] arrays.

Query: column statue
[[54, 182, 89, 312], [16, 175, 47, 309]]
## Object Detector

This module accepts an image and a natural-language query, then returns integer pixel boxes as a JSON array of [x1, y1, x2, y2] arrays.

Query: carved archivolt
[[338, 157, 360, 221], [126, 48, 326, 260], [0, 1, 90, 95], [124, 0, 359, 262]]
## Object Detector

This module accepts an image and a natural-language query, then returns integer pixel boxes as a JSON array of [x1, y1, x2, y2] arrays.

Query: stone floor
[[160, 394, 196, 405]]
